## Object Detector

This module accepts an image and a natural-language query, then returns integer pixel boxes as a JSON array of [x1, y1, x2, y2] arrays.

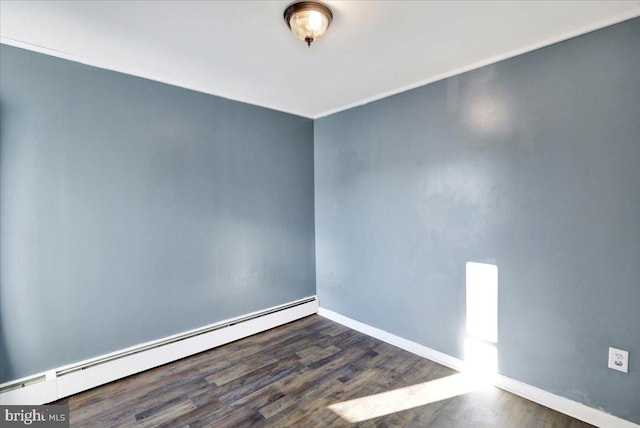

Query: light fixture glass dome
[[284, 1, 333, 47]]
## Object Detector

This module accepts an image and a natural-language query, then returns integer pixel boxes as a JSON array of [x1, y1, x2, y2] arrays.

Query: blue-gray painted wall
[[2, 16, 639, 424], [0, 45, 316, 382], [315, 18, 640, 423]]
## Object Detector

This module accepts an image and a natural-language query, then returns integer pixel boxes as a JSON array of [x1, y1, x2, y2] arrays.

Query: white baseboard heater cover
[[0, 296, 318, 405]]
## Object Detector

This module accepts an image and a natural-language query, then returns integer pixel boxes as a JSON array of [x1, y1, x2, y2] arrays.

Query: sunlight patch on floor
[[327, 372, 493, 423], [330, 262, 500, 423]]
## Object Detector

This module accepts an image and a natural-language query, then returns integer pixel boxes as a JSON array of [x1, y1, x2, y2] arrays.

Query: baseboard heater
[[0, 375, 47, 394], [0, 295, 318, 405]]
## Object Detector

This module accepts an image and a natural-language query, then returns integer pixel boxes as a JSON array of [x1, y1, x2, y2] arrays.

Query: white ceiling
[[1, 1, 639, 118]]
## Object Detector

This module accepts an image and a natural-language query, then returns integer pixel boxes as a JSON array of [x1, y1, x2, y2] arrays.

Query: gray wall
[[0, 45, 315, 382], [315, 18, 640, 423]]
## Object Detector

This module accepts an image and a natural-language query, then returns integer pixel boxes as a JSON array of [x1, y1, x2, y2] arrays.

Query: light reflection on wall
[[326, 262, 501, 423], [464, 94, 512, 139], [465, 261, 498, 378]]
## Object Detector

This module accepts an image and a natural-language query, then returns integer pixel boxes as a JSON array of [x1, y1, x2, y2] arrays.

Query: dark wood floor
[[56, 315, 593, 427]]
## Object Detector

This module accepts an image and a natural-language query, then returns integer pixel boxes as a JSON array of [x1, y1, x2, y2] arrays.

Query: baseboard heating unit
[[0, 295, 318, 405]]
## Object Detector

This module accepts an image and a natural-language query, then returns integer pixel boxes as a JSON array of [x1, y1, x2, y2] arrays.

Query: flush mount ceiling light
[[284, 1, 333, 47]]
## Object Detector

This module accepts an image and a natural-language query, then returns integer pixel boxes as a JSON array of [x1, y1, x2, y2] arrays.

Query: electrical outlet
[[608, 347, 629, 373]]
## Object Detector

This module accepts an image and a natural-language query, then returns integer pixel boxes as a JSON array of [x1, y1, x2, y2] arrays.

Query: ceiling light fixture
[[284, 1, 333, 47]]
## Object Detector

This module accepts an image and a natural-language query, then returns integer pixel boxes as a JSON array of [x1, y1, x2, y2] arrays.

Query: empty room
[[1, 1, 639, 427]]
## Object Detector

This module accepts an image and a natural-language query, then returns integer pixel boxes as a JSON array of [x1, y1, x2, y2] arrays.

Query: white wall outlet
[[608, 347, 629, 373]]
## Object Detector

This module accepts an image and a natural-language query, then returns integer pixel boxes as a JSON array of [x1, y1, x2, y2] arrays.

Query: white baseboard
[[318, 306, 639, 428], [0, 296, 318, 405]]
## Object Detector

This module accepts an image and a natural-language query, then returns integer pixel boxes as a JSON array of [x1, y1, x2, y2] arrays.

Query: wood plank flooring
[[55, 315, 593, 427]]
